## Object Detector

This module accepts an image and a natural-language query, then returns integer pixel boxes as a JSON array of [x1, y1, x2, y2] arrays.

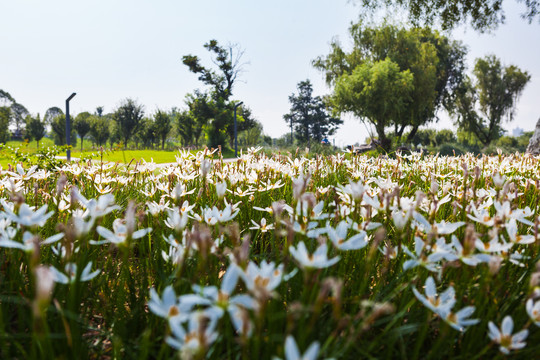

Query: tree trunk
[[406, 125, 419, 143]]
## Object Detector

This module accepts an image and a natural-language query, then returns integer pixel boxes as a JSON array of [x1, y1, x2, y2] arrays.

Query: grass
[[0, 149, 539, 359], [0, 139, 238, 169]]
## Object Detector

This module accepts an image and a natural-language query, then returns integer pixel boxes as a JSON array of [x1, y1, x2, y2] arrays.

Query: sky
[[1, 0, 539, 148]]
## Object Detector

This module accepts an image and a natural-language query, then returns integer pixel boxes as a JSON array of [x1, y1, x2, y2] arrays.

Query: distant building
[[512, 127, 524, 137]]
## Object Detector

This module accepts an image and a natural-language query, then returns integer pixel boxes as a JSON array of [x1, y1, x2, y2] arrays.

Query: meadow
[[0, 139, 217, 169], [0, 147, 539, 359]]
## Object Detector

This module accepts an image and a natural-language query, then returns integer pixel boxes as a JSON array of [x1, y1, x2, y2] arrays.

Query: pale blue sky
[[1, 0, 538, 147]]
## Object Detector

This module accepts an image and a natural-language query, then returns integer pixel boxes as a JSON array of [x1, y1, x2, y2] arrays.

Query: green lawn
[[0, 140, 236, 168]]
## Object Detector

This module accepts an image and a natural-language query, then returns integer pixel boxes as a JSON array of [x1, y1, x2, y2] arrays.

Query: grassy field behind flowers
[[1, 147, 540, 359]]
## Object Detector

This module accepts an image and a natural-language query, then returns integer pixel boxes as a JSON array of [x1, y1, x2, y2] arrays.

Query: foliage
[[283, 80, 343, 146], [134, 117, 158, 149], [314, 23, 466, 149], [0, 106, 10, 143], [331, 58, 414, 150], [24, 114, 46, 148], [74, 112, 92, 152], [113, 99, 145, 149], [355, 0, 540, 31], [1, 150, 540, 358], [44, 107, 63, 125], [9, 103, 29, 136], [454, 55, 530, 147], [88, 115, 111, 148], [154, 110, 172, 150], [182, 40, 255, 148], [50, 114, 77, 147]]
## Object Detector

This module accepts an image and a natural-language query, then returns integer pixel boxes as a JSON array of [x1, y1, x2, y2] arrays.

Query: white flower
[[146, 199, 172, 216], [402, 237, 441, 273], [280, 335, 319, 360], [326, 221, 368, 251], [166, 309, 220, 356], [249, 218, 274, 233], [49, 262, 100, 284], [92, 218, 152, 246], [0, 231, 63, 252], [148, 285, 193, 321], [289, 241, 340, 270], [392, 210, 410, 230], [165, 208, 189, 232], [505, 219, 534, 245], [5, 203, 54, 227], [526, 299, 540, 327], [413, 277, 479, 332], [413, 212, 465, 235], [76, 191, 120, 219], [200, 159, 212, 177], [240, 260, 284, 299], [488, 316, 528, 354], [215, 182, 227, 199], [182, 264, 257, 337], [413, 277, 455, 315]]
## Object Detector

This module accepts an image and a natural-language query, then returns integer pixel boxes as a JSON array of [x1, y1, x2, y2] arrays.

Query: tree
[[283, 80, 343, 146], [134, 117, 157, 149], [25, 114, 46, 148], [331, 59, 414, 150], [177, 91, 213, 147], [89, 115, 110, 148], [113, 99, 144, 148], [50, 114, 77, 147], [10, 103, 29, 137], [74, 112, 92, 152], [239, 120, 264, 147], [154, 110, 172, 150], [182, 39, 244, 102], [0, 90, 13, 143], [0, 107, 11, 143], [0, 89, 15, 105], [182, 40, 255, 148], [44, 107, 64, 125], [355, 0, 540, 32], [313, 23, 466, 148], [454, 55, 530, 147], [226, 105, 258, 148]]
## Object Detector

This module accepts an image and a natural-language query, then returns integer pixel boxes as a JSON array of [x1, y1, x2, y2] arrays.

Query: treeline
[[400, 128, 533, 155], [1, 23, 533, 154], [313, 22, 531, 152], [0, 40, 270, 152], [0, 92, 268, 151]]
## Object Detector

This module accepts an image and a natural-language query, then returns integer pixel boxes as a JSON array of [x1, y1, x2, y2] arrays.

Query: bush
[[437, 142, 466, 156]]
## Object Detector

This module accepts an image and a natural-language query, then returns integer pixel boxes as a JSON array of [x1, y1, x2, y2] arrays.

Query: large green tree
[[331, 59, 414, 150], [182, 40, 255, 148], [10, 103, 29, 137], [314, 23, 466, 148], [24, 114, 46, 148], [454, 55, 530, 147], [154, 110, 172, 150], [283, 80, 343, 146], [89, 115, 110, 148], [0, 107, 10, 143], [356, 0, 540, 31], [113, 99, 144, 148], [0, 90, 14, 143], [74, 112, 92, 152], [51, 114, 77, 147], [44, 107, 63, 125], [134, 117, 157, 149]]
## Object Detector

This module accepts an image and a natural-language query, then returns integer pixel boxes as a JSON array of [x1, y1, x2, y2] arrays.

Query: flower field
[[1, 147, 540, 359]]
